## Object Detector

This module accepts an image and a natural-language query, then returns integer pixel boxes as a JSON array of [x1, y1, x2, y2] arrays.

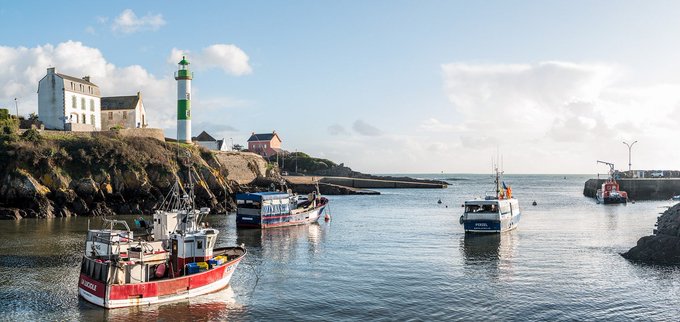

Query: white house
[[100, 92, 147, 130], [38, 67, 101, 131], [193, 131, 228, 151]]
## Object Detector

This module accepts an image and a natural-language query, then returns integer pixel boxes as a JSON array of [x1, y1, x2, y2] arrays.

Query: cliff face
[[621, 203, 680, 264], [0, 132, 275, 219]]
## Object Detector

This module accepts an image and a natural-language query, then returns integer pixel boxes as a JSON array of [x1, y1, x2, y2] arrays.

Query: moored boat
[[78, 165, 246, 308], [459, 166, 521, 233], [236, 190, 328, 229], [595, 161, 628, 205]]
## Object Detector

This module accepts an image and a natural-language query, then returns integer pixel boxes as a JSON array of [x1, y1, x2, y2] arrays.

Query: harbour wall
[[320, 176, 447, 189], [583, 178, 680, 200]]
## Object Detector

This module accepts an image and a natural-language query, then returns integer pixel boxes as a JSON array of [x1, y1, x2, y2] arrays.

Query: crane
[[597, 160, 615, 179]]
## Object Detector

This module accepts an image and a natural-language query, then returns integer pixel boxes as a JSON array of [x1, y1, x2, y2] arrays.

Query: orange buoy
[[324, 213, 331, 221]]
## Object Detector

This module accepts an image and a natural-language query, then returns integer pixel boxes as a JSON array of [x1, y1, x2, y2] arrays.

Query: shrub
[[21, 128, 43, 143]]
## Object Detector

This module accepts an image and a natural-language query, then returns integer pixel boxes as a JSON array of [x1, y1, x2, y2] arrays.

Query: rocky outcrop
[[0, 133, 276, 220], [621, 203, 680, 264]]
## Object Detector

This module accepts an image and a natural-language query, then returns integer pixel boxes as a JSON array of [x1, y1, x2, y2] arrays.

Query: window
[[122, 112, 127, 120], [90, 99, 94, 111], [197, 240, 203, 249], [186, 93, 190, 100], [80, 98, 85, 110], [72, 96, 77, 108], [108, 112, 113, 120], [90, 114, 95, 126], [82, 114, 86, 124]]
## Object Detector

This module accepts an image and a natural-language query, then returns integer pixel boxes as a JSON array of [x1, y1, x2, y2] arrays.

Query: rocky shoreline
[[621, 203, 680, 264], [0, 132, 276, 220]]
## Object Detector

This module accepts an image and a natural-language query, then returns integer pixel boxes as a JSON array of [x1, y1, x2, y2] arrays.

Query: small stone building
[[100, 92, 147, 130], [37, 67, 101, 131], [247, 131, 282, 157]]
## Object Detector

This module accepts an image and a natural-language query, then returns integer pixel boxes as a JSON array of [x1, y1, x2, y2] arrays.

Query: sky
[[1, 1, 680, 174]]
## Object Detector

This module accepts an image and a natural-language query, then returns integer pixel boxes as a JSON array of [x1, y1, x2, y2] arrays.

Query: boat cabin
[[236, 192, 292, 217], [464, 199, 519, 216]]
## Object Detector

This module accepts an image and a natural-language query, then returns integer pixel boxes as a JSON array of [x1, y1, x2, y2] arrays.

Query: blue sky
[[2, 1, 680, 173]]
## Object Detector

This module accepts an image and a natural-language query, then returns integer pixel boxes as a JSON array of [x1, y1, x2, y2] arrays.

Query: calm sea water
[[1, 174, 680, 321]]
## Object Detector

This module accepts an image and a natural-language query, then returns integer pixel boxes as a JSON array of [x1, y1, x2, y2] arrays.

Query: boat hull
[[78, 247, 245, 309], [463, 212, 521, 233], [237, 205, 326, 229], [596, 194, 627, 204]]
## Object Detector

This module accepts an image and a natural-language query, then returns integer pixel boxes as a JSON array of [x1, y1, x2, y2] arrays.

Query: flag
[[502, 181, 508, 190]]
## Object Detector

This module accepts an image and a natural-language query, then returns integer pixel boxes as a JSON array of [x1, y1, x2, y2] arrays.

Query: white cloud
[[352, 119, 382, 136], [0, 41, 249, 135], [327, 124, 348, 136], [112, 9, 166, 34], [168, 45, 252, 76], [440, 61, 680, 172]]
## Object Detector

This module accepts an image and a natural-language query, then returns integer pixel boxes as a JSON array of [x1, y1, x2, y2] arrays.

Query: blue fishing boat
[[236, 191, 329, 229], [459, 166, 521, 233]]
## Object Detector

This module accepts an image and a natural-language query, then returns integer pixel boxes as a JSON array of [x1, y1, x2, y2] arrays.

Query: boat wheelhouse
[[236, 191, 328, 229]]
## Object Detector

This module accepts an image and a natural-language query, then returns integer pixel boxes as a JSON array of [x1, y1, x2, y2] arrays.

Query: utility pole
[[230, 137, 233, 151], [623, 140, 638, 172], [295, 149, 298, 174]]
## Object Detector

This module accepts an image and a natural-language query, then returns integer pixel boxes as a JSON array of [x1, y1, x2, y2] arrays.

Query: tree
[[28, 112, 39, 121], [232, 144, 244, 151]]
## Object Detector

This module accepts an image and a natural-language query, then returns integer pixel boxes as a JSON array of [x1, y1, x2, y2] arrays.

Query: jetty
[[284, 175, 447, 195], [584, 177, 680, 200]]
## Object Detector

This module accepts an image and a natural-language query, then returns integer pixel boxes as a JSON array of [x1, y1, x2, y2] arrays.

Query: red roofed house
[[247, 131, 282, 157]]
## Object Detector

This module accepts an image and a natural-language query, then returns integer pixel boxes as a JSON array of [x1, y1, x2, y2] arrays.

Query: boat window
[[500, 204, 511, 214], [197, 240, 203, 249], [465, 205, 480, 213]]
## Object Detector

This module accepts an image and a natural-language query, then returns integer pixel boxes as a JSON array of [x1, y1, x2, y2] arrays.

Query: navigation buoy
[[532, 200, 537, 206], [324, 213, 331, 222], [437, 199, 442, 204]]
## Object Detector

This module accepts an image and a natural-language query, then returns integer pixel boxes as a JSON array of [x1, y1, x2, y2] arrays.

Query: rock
[[72, 198, 90, 216], [0, 207, 23, 220], [72, 178, 99, 195], [622, 203, 680, 264], [54, 188, 77, 206], [88, 202, 114, 217]]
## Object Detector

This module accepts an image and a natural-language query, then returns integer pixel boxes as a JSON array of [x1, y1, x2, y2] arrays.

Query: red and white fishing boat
[[78, 169, 246, 308], [596, 160, 628, 204]]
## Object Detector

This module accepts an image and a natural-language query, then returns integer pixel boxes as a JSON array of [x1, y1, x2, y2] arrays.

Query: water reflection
[[460, 233, 517, 281], [237, 223, 324, 261], [78, 286, 243, 321]]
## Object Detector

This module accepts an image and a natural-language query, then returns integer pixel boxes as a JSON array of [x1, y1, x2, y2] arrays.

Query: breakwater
[[321, 176, 447, 189], [583, 178, 680, 200]]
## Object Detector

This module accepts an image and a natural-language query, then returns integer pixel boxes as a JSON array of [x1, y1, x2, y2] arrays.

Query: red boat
[[596, 179, 628, 204], [78, 179, 246, 308], [596, 160, 628, 204]]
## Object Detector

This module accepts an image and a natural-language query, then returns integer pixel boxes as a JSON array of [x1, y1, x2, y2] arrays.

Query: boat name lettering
[[475, 223, 488, 227], [80, 278, 97, 292]]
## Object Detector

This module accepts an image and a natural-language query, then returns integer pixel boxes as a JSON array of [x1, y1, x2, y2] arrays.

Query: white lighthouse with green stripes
[[175, 56, 192, 143]]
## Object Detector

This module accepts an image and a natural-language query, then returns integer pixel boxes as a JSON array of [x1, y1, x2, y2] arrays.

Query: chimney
[[47, 67, 55, 74], [137, 91, 142, 99], [82, 76, 90, 82]]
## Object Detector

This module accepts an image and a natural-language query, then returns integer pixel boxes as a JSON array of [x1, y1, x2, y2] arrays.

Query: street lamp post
[[14, 98, 19, 119], [623, 140, 638, 172], [229, 137, 233, 151]]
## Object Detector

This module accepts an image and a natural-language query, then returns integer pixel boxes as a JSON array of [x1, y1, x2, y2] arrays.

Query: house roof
[[247, 132, 281, 142], [101, 95, 140, 111], [193, 131, 217, 142], [57, 73, 99, 87]]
